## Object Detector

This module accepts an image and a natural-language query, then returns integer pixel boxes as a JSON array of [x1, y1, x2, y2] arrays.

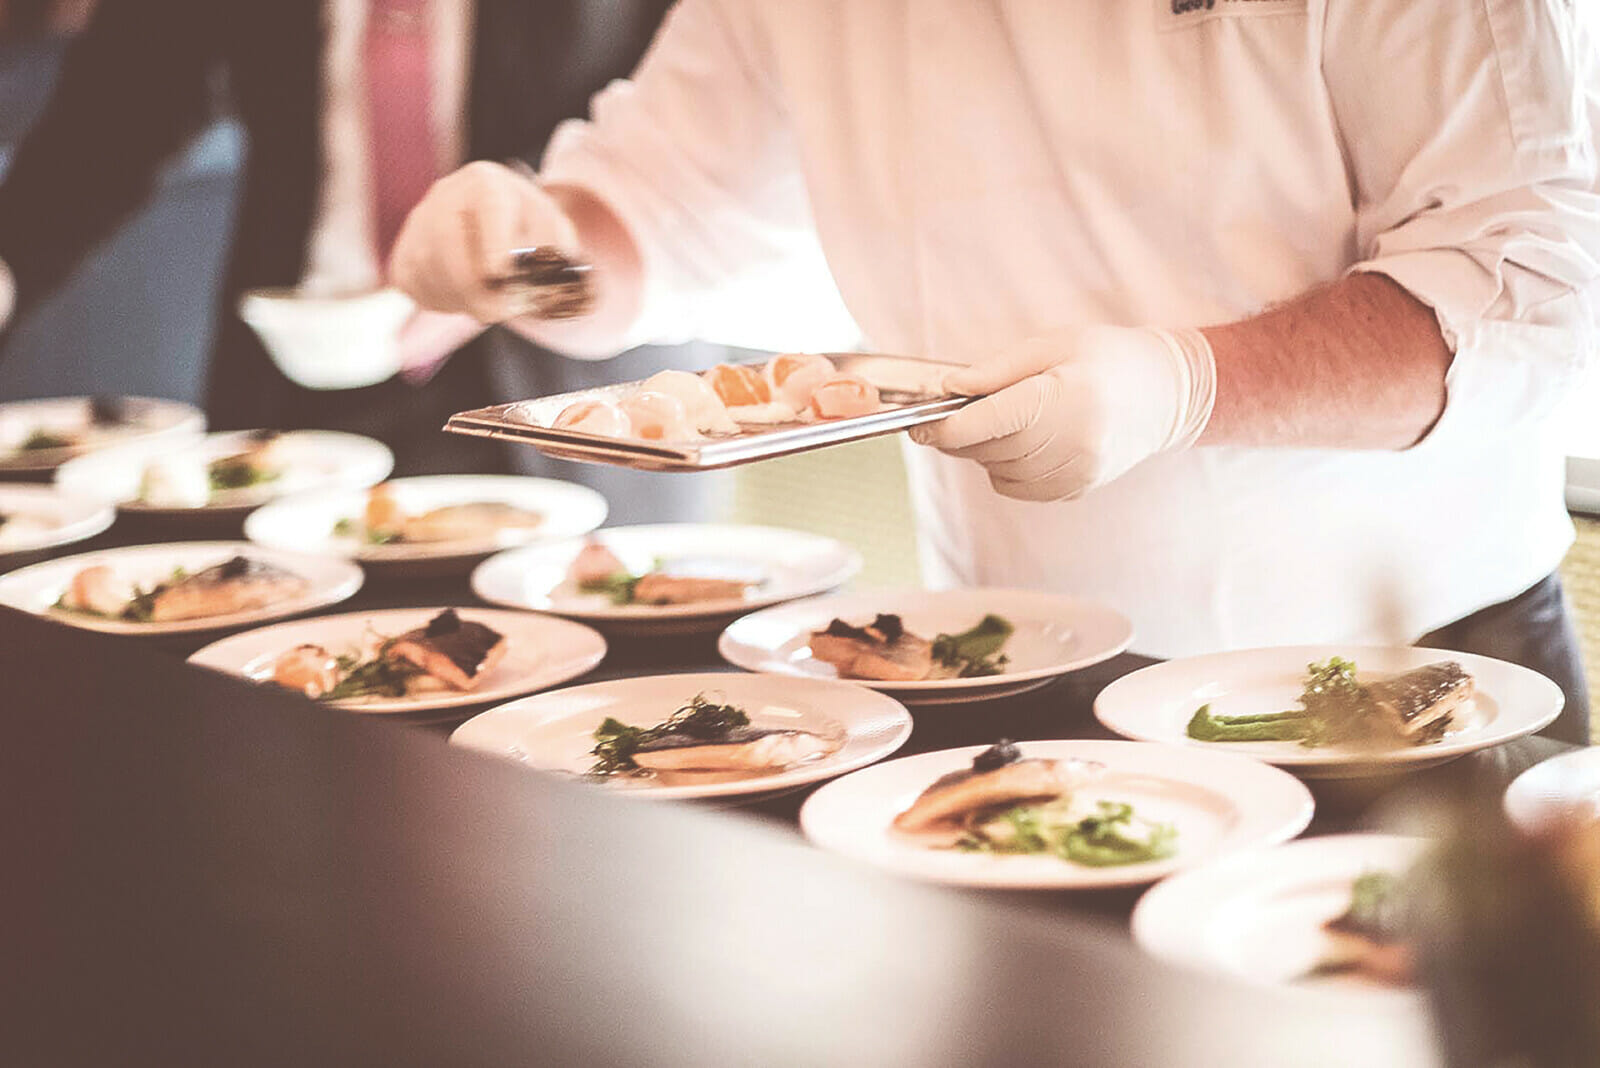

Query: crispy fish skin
[[630, 573, 750, 605], [631, 727, 837, 772], [384, 609, 507, 690], [809, 616, 934, 682], [1364, 662, 1473, 740], [148, 556, 308, 621], [892, 757, 1104, 836]]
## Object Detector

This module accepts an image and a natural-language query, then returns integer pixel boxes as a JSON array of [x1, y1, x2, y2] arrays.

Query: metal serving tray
[[443, 353, 971, 471]]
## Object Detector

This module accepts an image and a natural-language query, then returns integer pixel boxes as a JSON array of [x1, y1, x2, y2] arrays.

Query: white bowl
[[238, 287, 414, 390]]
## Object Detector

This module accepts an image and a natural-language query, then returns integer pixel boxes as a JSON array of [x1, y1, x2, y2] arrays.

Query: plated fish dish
[[809, 613, 1013, 682], [333, 483, 545, 546], [136, 429, 286, 507], [56, 555, 309, 623], [270, 609, 508, 700], [893, 741, 1177, 868], [566, 536, 762, 606], [1187, 657, 1475, 749], [587, 692, 843, 786]]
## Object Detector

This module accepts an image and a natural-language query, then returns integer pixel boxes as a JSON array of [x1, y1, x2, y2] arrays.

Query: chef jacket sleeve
[[1325, 0, 1600, 448], [537, 0, 857, 355]]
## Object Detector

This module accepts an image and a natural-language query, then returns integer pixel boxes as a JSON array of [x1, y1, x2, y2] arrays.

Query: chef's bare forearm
[[507, 185, 647, 358], [1198, 273, 1452, 449]]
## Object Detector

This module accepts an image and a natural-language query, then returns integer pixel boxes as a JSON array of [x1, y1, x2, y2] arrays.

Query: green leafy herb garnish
[[1187, 657, 1373, 747], [579, 570, 643, 605], [932, 614, 1014, 677], [956, 798, 1177, 868], [207, 455, 279, 492], [324, 639, 421, 699], [589, 693, 750, 776], [21, 430, 72, 451]]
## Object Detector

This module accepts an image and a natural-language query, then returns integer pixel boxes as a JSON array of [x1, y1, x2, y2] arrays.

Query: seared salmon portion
[[1364, 662, 1473, 741], [809, 614, 933, 682], [384, 608, 507, 690], [149, 556, 308, 621], [631, 727, 837, 772]]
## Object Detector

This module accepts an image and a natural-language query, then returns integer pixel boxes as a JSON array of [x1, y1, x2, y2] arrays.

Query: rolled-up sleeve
[[539, 0, 856, 354], [1325, 0, 1600, 446]]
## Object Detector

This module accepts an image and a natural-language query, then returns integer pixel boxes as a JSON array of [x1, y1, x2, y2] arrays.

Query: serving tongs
[[486, 246, 595, 320]]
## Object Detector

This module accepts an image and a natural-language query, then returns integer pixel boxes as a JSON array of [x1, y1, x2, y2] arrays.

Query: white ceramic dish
[[56, 429, 394, 515], [0, 485, 115, 561], [718, 588, 1133, 705], [799, 739, 1314, 890], [188, 607, 607, 714], [1504, 747, 1600, 832], [1094, 645, 1562, 779], [471, 524, 862, 636], [1131, 833, 1427, 1004], [244, 475, 608, 568], [450, 671, 913, 802], [0, 540, 364, 636], [0, 395, 204, 473]]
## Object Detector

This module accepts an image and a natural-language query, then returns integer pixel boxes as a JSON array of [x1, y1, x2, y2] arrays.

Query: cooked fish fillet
[[631, 727, 837, 772], [398, 502, 543, 543], [1365, 662, 1473, 740], [384, 609, 507, 690], [892, 758, 1104, 836], [1316, 929, 1416, 987], [148, 556, 308, 621], [64, 564, 131, 617], [809, 628, 933, 682], [630, 573, 751, 605]]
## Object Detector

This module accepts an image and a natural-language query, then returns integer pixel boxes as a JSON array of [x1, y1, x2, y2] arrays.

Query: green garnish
[[589, 693, 750, 776], [956, 798, 1177, 868], [579, 570, 643, 605], [324, 639, 421, 699], [21, 430, 72, 451], [207, 455, 279, 492], [332, 517, 356, 537], [1187, 657, 1372, 746], [932, 614, 1014, 677]]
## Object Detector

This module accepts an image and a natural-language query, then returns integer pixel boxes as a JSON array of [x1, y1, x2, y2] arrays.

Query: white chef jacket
[[540, 0, 1600, 657]]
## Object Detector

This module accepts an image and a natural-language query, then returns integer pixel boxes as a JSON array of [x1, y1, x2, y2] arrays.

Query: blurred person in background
[[0, 0, 741, 520], [395, 1, 1600, 742]]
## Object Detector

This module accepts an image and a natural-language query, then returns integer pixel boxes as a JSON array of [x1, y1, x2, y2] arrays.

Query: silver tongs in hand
[[488, 246, 595, 320]]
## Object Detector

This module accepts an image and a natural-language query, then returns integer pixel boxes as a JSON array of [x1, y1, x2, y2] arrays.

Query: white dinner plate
[[0, 395, 204, 473], [0, 485, 115, 562], [187, 607, 608, 714], [1094, 645, 1562, 779], [1131, 833, 1428, 1004], [56, 429, 394, 515], [449, 671, 913, 801], [1504, 747, 1600, 832], [718, 588, 1133, 705], [243, 475, 608, 569], [799, 739, 1314, 890], [0, 540, 364, 636], [471, 524, 862, 635]]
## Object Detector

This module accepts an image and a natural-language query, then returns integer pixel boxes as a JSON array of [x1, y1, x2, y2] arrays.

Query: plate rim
[[1093, 643, 1563, 770], [54, 428, 394, 515], [1129, 831, 1429, 998], [0, 539, 366, 635], [1503, 746, 1600, 832], [798, 738, 1315, 890], [448, 669, 914, 800], [0, 484, 116, 557], [0, 395, 206, 472], [717, 586, 1135, 694], [186, 605, 609, 714]]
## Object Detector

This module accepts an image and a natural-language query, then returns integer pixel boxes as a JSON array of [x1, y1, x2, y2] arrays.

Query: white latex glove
[[909, 325, 1216, 501], [387, 160, 581, 324]]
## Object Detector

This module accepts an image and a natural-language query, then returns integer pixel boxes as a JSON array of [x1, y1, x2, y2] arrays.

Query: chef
[[391, 1, 1600, 742]]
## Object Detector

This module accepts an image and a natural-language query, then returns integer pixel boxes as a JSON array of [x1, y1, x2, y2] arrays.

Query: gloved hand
[[387, 161, 581, 323], [908, 325, 1216, 501]]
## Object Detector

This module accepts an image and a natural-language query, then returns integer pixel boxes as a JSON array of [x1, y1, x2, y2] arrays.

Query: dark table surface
[[0, 512, 1578, 1064]]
